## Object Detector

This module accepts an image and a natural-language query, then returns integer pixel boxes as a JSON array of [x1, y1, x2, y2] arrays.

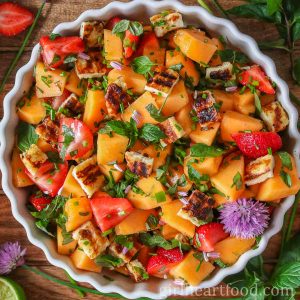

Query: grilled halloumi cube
[[72, 155, 105, 197], [75, 51, 106, 79], [72, 221, 109, 259], [59, 93, 84, 116], [80, 21, 104, 48], [20, 144, 48, 176], [109, 241, 139, 265], [145, 67, 179, 98], [260, 101, 289, 132], [126, 259, 149, 282], [193, 90, 221, 128], [160, 116, 185, 143], [245, 154, 275, 186], [35, 116, 59, 149], [150, 11, 184, 37], [206, 62, 234, 81], [105, 83, 131, 117], [177, 190, 215, 226], [125, 151, 154, 177]]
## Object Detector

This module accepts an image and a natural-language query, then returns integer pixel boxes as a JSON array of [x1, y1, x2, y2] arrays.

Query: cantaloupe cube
[[60, 166, 86, 198], [11, 147, 33, 187], [240, 188, 256, 199], [64, 197, 92, 232], [129, 139, 147, 152], [161, 200, 195, 238], [214, 237, 255, 265], [189, 122, 220, 145], [234, 89, 255, 115], [213, 194, 230, 207], [57, 226, 77, 255], [212, 90, 235, 112], [142, 144, 172, 170], [256, 154, 300, 201], [108, 67, 147, 94], [166, 50, 200, 86], [71, 248, 102, 272], [155, 80, 190, 116], [104, 29, 123, 62], [35, 62, 69, 98], [144, 47, 166, 65], [175, 103, 193, 135], [248, 184, 260, 197], [184, 155, 223, 177], [65, 69, 84, 96], [260, 93, 276, 106], [174, 29, 217, 64], [170, 250, 215, 286], [210, 153, 245, 200], [220, 111, 263, 142], [122, 92, 159, 128], [83, 89, 107, 133], [127, 176, 171, 209], [161, 224, 180, 240], [209, 37, 224, 66], [17, 93, 46, 125], [98, 162, 125, 183], [97, 133, 129, 165], [115, 209, 157, 235], [36, 138, 54, 152]]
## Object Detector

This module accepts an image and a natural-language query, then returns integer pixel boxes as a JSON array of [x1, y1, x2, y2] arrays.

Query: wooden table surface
[[0, 1, 299, 299]]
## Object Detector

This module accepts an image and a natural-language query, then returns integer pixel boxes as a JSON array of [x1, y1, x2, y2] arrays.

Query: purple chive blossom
[[0, 242, 26, 275], [219, 198, 270, 239]]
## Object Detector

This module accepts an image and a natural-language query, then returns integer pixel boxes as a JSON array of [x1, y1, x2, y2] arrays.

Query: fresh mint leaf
[[278, 151, 293, 170], [231, 171, 243, 190], [17, 121, 39, 152], [145, 103, 168, 122], [190, 143, 225, 158], [272, 262, 300, 289], [95, 254, 123, 268], [218, 49, 249, 64], [145, 214, 159, 231], [139, 124, 166, 143], [112, 20, 130, 34], [128, 21, 143, 36], [155, 191, 166, 203], [254, 92, 262, 113], [187, 165, 209, 190], [174, 146, 186, 165], [131, 56, 157, 78], [280, 169, 292, 187], [112, 20, 143, 37], [169, 63, 184, 72], [114, 235, 134, 250]]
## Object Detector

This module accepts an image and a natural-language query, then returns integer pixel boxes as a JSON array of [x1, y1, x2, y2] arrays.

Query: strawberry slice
[[0, 2, 34, 36], [193, 222, 229, 252], [29, 193, 52, 212], [135, 32, 160, 57], [239, 65, 275, 95], [123, 30, 139, 59], [232, 132, 282, 159], [146, 247, 184, 277], [40, 36, 85, 68]]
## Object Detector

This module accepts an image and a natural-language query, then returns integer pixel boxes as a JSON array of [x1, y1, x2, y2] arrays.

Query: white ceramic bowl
[[1, 0, 300, 298]]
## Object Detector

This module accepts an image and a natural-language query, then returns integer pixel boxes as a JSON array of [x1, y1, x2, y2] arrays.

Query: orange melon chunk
[[65, 69, 84, 96], [174, 29, 217, 64], [98, 163, 125, 183], [115, 209, 157, 235], [161, 224, 180, 240], [189, 122, 220, 145], [161, 200, 195, 238], [36, 138, 54, 152], [144, 47, 166, 65], [256, 154, 300, 201], [220, 111, 263, 142], [170, 250, 215, 286], [71, 248, 102, 273], [212, 90, 235, 112], [142, 144, 172, 170], [234, 89, 255, 115], [175, 103, 193, 135], [57, 227, 77, 255], [209, 37, 225, 66], [210, 153, 245, 200], [104, 29, 123, 62], [214, 237, 255, 265]]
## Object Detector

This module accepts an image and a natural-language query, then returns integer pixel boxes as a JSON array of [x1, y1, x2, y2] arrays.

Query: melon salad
[[13, 10, 300, 286]]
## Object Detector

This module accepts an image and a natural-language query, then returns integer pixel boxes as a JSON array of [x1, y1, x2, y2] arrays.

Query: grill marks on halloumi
[[159, 116, 185, 143], [109, 242, 139, 265], [145, 67, 179, 98], [193, 90, 221, 128], [72, 155, 104, 197], [35, 116, 59, 149], [178, 190, 215, 226], [80, 21, 104, 48], [126, 259, 148, 282], [125, 151, 154, 177], [105, 83, 132, 117], [59, 93, 84, 116], [245, 154, 275, 186], [206, 62, 234, 81]]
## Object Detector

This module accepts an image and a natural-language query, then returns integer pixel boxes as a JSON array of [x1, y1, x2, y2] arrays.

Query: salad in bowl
[[11, 7, 300, 288]]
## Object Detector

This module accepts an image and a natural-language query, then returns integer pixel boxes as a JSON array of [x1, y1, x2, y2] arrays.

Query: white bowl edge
[[0, 0, 299, 299]]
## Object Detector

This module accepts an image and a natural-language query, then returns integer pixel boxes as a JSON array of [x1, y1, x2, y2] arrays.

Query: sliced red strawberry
[[0, 2, 34, 36], [194, 222, 229, 252], [146, 247, 184, 277], [232, 132, 282, 159], [40, 36, 85, 68], [106, 16, 122, 30], [135, 32, 160, 57], [239, 65, 275, 95], [29, 193, 52, 211], [123, 30, 139, 59]]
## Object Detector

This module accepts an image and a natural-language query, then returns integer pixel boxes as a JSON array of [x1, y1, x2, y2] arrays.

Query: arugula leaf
[[218, 49, 249, 64], [17, 121, 39, 152], [190, 143, 225, 158], [145, 103, 168, 122], [131, 56, 157, 78], [272, 262, 300, 289], [95, 254, 123, 268], [139, 124, 166, 143]]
